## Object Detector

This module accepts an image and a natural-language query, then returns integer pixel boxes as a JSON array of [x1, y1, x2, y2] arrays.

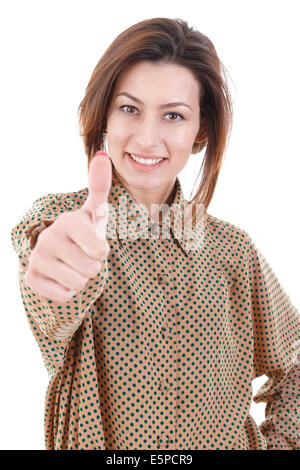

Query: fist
[[24, 153, 112, 303]]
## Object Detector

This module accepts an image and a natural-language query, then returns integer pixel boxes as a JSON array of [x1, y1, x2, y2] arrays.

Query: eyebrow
[[115, 92, 192, 110]]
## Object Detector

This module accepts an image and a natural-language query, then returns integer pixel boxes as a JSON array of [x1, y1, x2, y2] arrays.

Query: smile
[[125, 152, 167, 171]]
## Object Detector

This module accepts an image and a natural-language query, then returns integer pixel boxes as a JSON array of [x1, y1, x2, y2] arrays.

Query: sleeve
[[244, 232, 300, 450], [25, 219, 55, 250], [11, 192, 108, 377]]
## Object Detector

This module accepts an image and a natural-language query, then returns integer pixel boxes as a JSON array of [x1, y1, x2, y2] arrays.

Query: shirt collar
[[106, 167, 204, 257]]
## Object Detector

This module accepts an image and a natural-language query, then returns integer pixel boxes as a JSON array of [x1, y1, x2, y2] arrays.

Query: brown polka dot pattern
[[11, 170, 300, 450]]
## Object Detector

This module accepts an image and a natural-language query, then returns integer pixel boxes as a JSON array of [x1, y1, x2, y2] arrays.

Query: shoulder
[[54, 187, 88, 211], [204, 212, 252, 258], [21, 187, 89, 220]]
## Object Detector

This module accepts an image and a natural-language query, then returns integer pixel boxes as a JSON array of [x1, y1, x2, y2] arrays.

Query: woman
[[11, 17, 299, 450]]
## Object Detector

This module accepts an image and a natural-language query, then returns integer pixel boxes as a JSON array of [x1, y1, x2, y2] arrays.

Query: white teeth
[[129, 154, 163, 165]]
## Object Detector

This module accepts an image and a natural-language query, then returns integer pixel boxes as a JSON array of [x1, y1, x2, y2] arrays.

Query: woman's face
[[105, 61, 202, 191]]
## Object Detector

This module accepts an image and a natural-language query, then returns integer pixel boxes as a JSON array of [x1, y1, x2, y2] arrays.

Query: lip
[[125, 152, 168, 171]]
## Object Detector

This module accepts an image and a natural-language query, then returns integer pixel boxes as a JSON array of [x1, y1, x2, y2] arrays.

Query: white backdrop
[[1, 0, 299, 450]]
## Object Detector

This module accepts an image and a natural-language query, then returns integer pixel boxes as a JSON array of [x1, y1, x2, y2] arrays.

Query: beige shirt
[[11, 168, 300, 450]]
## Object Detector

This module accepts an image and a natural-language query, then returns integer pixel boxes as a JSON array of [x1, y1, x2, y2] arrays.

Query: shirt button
[[157, 272, 168, 285], [161, 324, 172, 339], [159, 379, 172, 392], [157, 433, 169, 448]]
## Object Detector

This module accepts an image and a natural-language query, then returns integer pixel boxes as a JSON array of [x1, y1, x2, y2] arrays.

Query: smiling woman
[[78, 17, 233, 217], [11, 16, 300, 451]]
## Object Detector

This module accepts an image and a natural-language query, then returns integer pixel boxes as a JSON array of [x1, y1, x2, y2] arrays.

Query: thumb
[[81, 152, 112, 227]]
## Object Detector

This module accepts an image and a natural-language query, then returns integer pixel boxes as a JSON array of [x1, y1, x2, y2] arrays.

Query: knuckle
[[101, 240, 110, 258], [80, 278, 88, 290], [28, 251, 43, 274], [62, 291, 75, 303], [89, 261, 102, 278], [53, 293, 70, 303], [68, 280, 80, 291], [91, 243, 105, 261], [35, 229, 54, 254], [73, 276, 88, 291], [50, 286, 73, 303], [24, 265, 38, 288], [31, 246, 44, 264], [102, 241, 110, 259], [55, 211, 73, 231], [37, 224, 53, 242]]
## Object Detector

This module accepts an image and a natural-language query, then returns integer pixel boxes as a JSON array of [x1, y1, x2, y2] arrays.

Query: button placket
[[155, 266, 175, 450]]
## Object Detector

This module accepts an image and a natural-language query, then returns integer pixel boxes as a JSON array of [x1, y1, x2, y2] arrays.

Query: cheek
[[106, 130, 127, 154], [170, 153, 190, 172], [171, 132, 195, 153], [169, 140, 192, 162], [109, 111, 132, 133]]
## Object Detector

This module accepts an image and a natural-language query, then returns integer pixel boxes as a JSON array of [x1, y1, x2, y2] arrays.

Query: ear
[[194, 119, 208, 144]]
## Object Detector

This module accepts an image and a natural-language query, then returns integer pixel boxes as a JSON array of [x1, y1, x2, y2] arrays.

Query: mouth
[[125, 152, 168, 171]]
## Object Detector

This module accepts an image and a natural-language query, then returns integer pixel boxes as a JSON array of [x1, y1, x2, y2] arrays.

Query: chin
[[127, 174, 162, 187]]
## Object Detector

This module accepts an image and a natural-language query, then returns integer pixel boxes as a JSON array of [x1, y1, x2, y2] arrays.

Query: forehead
[[113, 61, 201, 103]]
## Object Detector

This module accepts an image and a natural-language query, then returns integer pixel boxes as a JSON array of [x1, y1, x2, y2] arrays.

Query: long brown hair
[[78, 17, 233, 212]]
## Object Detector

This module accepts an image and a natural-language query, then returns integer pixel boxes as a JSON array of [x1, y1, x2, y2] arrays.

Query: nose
[[133, 117, 162, 150]]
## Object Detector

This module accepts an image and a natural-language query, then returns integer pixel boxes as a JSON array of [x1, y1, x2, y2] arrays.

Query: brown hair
[[78, 17, 234, 212]]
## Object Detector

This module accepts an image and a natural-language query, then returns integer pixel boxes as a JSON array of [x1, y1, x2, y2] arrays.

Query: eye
[[166, 112, 184, 121], [119, 105, 184, 121], [120, 105, 137, 114]]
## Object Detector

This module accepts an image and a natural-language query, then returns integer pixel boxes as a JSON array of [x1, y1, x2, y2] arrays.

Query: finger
[[24, 271, 76, 303], [52, 235, 102, 279], [82, 153, 112, 226], [54, 212, 108, 260], [30, 256, 89, 292]]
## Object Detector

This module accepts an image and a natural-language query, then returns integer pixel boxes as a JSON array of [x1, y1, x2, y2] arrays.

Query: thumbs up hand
[[80, 152, 112, 239], [24, 152, 112, 303]]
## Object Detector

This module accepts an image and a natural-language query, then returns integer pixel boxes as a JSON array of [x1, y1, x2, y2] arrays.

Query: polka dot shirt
[[11, 168, 300, 450]]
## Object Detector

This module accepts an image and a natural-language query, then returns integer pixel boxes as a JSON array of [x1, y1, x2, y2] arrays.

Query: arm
[[11, 192, 108, 377], [245, 233, 300, 450]]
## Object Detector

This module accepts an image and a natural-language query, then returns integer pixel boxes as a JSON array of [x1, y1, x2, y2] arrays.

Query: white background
[[1, 0, 299, 450]]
